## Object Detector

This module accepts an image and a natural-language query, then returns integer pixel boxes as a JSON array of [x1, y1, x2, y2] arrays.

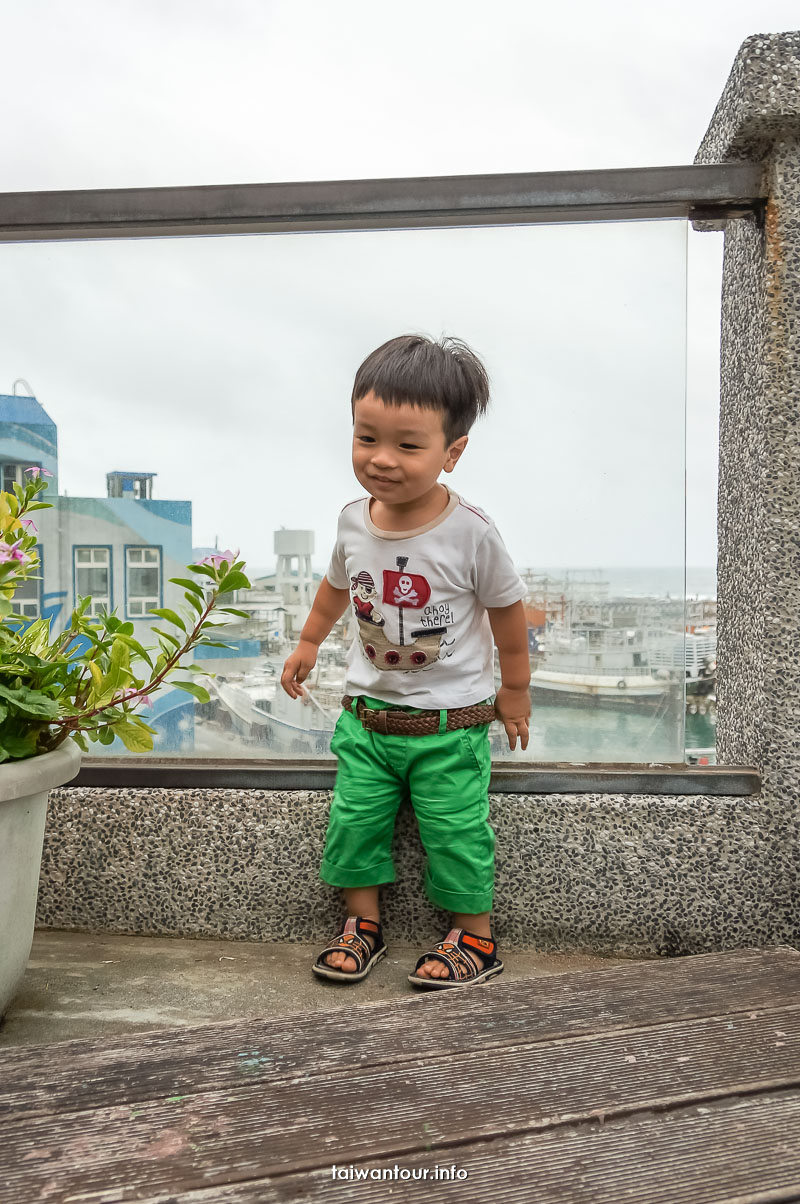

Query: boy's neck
[[369, 482, 451, 532]]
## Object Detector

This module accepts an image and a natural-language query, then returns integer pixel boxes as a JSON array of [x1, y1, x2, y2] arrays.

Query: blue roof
[[0, 394, 55, 425], [108, 471, 158, 478]]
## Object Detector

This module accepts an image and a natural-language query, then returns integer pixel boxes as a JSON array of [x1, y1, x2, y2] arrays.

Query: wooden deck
[[2, 946, 800, 1202]]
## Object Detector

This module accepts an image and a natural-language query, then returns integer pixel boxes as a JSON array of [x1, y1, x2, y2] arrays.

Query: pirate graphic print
[[349, 571, 385, 626], [326, 490, 528, 708], [352, 555, 449, 672]]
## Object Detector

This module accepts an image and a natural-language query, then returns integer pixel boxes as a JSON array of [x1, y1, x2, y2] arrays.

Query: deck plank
[[2, 946, 798, 1119], [3, 1002, 800, 1203], [127, 1091, 800, 1204]]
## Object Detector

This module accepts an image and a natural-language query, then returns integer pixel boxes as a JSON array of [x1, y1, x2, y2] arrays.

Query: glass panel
[[75, 565, 109, 597], [9, 570, 39, 619], [0, 220, 695, 762], [127, 546, 160, 615], [129, 567, 159, 594]]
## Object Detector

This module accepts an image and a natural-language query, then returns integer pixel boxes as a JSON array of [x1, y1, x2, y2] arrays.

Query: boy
[[281, 333, 530, 988]]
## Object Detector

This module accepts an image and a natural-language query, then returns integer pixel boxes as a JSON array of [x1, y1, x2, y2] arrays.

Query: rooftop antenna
[[12, 378, 35, 397]]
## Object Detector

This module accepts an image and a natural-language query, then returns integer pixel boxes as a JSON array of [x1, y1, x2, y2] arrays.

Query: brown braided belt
[[342, 695, 496, 736]]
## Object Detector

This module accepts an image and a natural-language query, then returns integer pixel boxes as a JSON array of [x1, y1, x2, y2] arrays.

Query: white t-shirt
[[326, 486, 528, 708]]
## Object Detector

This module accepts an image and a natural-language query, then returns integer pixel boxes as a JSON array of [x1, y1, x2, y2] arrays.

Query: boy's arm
[[281, 576, 351, 698], [487, 600, 531, 750]]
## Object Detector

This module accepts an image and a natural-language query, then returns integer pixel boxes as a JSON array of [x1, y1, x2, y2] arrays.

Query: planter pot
[[0, 739, 82, 1018]]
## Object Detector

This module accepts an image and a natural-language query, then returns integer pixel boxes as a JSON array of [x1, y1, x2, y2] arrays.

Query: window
[[127, 546, 161, 617], [74, 548, 111, 617], [2, 462, 32, 493], [10, 560, 40, 619]]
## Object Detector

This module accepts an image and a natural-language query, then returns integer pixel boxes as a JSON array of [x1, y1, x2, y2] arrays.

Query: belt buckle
[[360, 705, 409, 735], [355, 700, 388, 734], [373, 708, 409, 735]]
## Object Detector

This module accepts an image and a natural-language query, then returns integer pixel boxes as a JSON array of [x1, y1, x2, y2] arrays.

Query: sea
[[530, 566, 717, 600], [225, 563, 718, 764], [259, 564, 718, 600]]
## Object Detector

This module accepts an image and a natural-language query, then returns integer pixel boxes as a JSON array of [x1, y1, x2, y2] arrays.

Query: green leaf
[[132, 716, 158, 735], [188, 563, 218, 580], [112, 634, 154, 670], [151, 627, 182, 649], [184, 592, 205, 618], [148, 608, 186, 632], [113, 720, 154, 753], [69, 731, 89, 752], [0, 682, 61, 719], [195, 639, 237, 650], [110, 638, 131, 671], [170, 680, 210, 704], [169, 577, 206, 597], [216, 608, 251, 619], [0, 729, 40, 760], [214, 570, 250, 593]]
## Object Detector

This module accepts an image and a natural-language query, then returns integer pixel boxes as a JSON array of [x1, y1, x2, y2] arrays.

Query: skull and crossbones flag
[[382, 570, 431, 609]]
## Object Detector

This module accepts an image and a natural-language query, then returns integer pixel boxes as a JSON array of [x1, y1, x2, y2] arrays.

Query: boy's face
[[352, 391, 467, 508]]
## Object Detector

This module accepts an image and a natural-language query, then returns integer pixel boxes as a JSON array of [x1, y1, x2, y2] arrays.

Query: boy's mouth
[[369, 475, 400, 485]]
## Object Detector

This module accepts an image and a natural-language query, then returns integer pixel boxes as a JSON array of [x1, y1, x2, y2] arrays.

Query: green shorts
[[320, 695, 495, 914]]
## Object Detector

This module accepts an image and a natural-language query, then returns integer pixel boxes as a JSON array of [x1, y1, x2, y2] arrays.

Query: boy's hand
[[494, 685, 530, 751], [281, 640, 318, 698]]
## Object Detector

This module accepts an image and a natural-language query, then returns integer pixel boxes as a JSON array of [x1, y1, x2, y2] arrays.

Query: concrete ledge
[[71, 758, 761, 796], [36, 786, 781, 956]]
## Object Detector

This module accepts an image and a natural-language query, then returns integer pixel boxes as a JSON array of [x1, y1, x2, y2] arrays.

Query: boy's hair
[[351, 334, 490, 445]]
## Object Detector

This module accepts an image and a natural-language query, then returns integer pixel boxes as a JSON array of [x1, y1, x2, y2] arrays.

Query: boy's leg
[[407, 722, 496, 979], [320, 704, 405, 971]]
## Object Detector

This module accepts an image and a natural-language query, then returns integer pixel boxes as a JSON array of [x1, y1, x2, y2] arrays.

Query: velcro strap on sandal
[[317, 917, 382, 972], [413, 928, 497, 979]]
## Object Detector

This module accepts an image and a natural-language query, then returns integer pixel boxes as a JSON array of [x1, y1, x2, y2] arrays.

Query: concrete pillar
[[695, 32, 800, 936], [695, 34, 799, 770]]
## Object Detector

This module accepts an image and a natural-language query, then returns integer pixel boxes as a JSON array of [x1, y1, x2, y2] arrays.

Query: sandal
[[408, 928, 504, 989], [312, 916, 387, 982]]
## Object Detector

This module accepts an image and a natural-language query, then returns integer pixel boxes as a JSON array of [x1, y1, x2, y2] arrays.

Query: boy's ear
[[444, 435, 468, 473]]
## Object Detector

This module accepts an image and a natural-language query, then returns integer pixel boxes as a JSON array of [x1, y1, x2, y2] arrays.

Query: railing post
[[695, 33, 800, 789]]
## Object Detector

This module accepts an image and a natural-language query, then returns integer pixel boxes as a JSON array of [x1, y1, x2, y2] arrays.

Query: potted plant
[[0, 468, 251, 1016]]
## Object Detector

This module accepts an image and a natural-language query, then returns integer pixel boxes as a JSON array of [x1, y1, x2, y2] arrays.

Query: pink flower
[[117, 688, 153, 709], [199, 547, 240, 568], [23, 467, 53, 478], [0, 540, 31, 565], [20, 519, 38, 533]]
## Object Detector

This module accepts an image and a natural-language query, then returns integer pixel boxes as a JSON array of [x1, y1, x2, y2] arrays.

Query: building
[[0, 389, 258, 753]]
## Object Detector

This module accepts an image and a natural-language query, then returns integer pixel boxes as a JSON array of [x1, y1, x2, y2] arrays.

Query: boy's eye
[[400, 443, 420, 450], [357, 436, 375, 443]]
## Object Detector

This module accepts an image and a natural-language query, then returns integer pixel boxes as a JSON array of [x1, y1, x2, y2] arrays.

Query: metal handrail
[[0, 163, 765, 242]]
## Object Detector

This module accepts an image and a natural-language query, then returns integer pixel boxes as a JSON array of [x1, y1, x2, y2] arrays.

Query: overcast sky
[[1, 1, 796, 573]]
